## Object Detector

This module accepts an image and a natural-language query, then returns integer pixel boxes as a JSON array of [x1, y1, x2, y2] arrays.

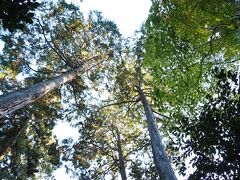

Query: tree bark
[[0, 67, 81, 118], [137, 86, 177, 180], [116, 126, 127, 180]]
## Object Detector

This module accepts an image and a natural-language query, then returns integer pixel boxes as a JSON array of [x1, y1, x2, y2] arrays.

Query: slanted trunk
[[0, 67, 81, 118], [116, 126, 127, 180], [137, 86, 177, 180]]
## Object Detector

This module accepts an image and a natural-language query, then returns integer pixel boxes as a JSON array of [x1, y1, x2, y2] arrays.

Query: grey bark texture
[[0, 67, 81, 118], [116, 126, 127, 180], [138, 86, 177, 180]]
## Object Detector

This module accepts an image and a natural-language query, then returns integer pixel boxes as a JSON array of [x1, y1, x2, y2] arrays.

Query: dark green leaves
[[0, 0, 40, 31], [171, 70, 240, 179]]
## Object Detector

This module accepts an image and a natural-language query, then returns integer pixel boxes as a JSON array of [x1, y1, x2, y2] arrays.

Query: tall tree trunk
[[137, 86, 177, 180], [116, 126, 127, 180], [0, 67, 81, 118]]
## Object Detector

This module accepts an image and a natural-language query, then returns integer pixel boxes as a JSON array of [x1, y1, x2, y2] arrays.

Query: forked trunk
[[138, 86, 177, 180]]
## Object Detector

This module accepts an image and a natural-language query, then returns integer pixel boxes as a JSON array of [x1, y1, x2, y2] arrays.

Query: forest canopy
[[0, 0, 239, 179]]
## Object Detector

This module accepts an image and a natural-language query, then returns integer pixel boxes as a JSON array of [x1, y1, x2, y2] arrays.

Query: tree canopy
[[0, 0, 239, 179], [167, 69, 239, 179]]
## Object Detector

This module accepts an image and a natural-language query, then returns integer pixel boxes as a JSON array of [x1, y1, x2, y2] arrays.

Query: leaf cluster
[[170, 69, 240, 179], [0, 0, 40, 31]]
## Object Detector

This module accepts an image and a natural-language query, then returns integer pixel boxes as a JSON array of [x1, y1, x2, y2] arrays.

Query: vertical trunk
[[116, 126, 127, 180], [0, 120, 28, 160], [137, 86, 177, 180], [0, 67, 81, 118]]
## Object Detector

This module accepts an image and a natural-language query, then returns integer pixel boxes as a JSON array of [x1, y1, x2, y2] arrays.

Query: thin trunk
[[137, 86, 177, 180], [116, 126, 127, 180], [0, 120, 28, 160], [0, 67, 81, 118]]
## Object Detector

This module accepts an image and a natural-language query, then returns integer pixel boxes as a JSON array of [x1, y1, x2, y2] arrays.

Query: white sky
[[75, 0, 151, 37], [53, 0, 151, 179], [0, 0, 151, 53]]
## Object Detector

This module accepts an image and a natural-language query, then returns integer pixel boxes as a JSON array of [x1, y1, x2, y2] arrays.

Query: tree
[[143, 1, 240, 179], [57, 33, 175, 179], [58, 60, 156, 179], [134, 33, 177, 179], [0, 0, 40, 31], [137, 85, 177, 180], [61, 106, 146, 179], [0, 67, 81, 118], [170, 69, 240, 179], [0, 1, 122, 178], [0, 93, 62, 179], [0, 1, 121, 118], [3, 0, 239, 179], [144, 0, 240, 114]]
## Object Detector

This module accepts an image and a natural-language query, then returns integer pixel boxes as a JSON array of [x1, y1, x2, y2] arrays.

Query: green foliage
[[0, 98, 62, 179], [0, 1, 125, 178], [144, 1, 240, 179], [57, 39, 161, 179], [61, 103, 152, 179], [144, 0, 240, 113], [0, 0, 40, 31], [2, 0, 240, 179], [129, 159, 159, 180], [170, 69, 240, 179]]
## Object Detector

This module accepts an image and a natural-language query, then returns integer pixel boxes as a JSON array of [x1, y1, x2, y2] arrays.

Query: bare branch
[[152, 109, 170, 120], [97, 98, 141, 112]]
